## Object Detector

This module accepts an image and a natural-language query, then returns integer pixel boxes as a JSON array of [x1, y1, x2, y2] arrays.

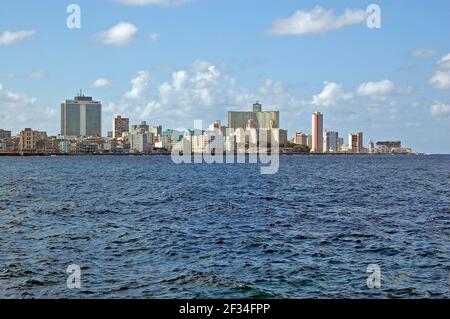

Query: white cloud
[[411, 48, 437, 58], [436, 53, 450, 70], [0, 30, 35, 46], [430, 103, 450, 117], [149, 32, 160, 43], [96, 22, 138, 47], [104, 61, 309, 130], [356, 80, 397, 97], [124, 71, 150, 99], [430, 71, 450, 90], [115, 0, 189, 6], [267, 6, 367, 36], [92, 78, 112, 88], [312, 81, 353, 106], [0, 84, 56, 133], [430, 54, 450, 90]]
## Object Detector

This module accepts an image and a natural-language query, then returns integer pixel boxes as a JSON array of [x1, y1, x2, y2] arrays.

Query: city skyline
[[1, 1, 450, 153], [0, 94, 411, 154]]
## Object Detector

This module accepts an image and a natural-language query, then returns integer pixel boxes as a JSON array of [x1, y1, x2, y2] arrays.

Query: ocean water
[[0, 155, 449, 299]]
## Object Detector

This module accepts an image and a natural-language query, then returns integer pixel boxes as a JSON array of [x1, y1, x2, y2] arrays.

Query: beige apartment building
[[18, 128, 48, 152]]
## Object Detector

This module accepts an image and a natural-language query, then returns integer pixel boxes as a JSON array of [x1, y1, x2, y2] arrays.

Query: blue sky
[[0, 0, 449, 153]]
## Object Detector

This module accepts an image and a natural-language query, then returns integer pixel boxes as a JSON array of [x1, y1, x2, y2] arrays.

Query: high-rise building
[[312, 112, 323, 153], [130, 127, 149, 153], [324, 131, 339, 153], [349, 132, 363, 153], [61, 93, 102, 137], [112, 116, 129, 139], [228, 101, 280, 131]]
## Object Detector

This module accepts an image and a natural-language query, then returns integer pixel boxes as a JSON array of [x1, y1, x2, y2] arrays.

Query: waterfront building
[[61, 92, 102, 137], [113, 116, 130, 139], [130, 127, 150, 153], [76, 141, 98, 154], [18, 128, 48, 152], [376, 141, 401, 149], [228, 101, 280, 131], [312, 112, 323, 153], [294, 132, 309, 146], [324, 131, 339, 153], [349, 132, 364, 153], [59, 141, 71, 154]]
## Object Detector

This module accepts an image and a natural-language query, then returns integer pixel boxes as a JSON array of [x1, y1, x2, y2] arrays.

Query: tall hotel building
[[113, 116, 130, 139], [61, 93, 102, 137], [228, 102, 280, 130], [312, 112, 323, 153]]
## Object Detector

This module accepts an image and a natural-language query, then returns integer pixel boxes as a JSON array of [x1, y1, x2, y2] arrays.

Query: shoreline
[[0, 152, 427, 157]]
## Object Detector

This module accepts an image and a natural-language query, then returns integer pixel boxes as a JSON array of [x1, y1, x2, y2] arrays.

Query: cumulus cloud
[[101, 60, 311, 131], [267, 6, 367, 36], [430, 53, 450, 90], [96, 22, 138, 47], [0, 30, 35, 46], [312, 81, 353, 106], [124, 71, 150, 99], [356, 80, 398, 97], [411, 48, 437, 58], [114, 0, 189, 6], [0, 84, 57, 133], [430, 103, 450, 117], [92, 78, 112, 88]]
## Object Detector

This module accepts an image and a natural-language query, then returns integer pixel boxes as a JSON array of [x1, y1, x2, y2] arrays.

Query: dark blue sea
[[0, 155, 449, 299]]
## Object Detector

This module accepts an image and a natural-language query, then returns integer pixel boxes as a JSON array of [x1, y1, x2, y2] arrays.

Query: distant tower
[[312, 112, 324, 153], [61, 92, 102, 137], [253, 101, 262, 113]]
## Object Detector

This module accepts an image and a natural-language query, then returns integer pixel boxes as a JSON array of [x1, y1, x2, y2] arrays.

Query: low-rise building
[[18, 128, 48, 152], [294, 132, 308, 146]]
